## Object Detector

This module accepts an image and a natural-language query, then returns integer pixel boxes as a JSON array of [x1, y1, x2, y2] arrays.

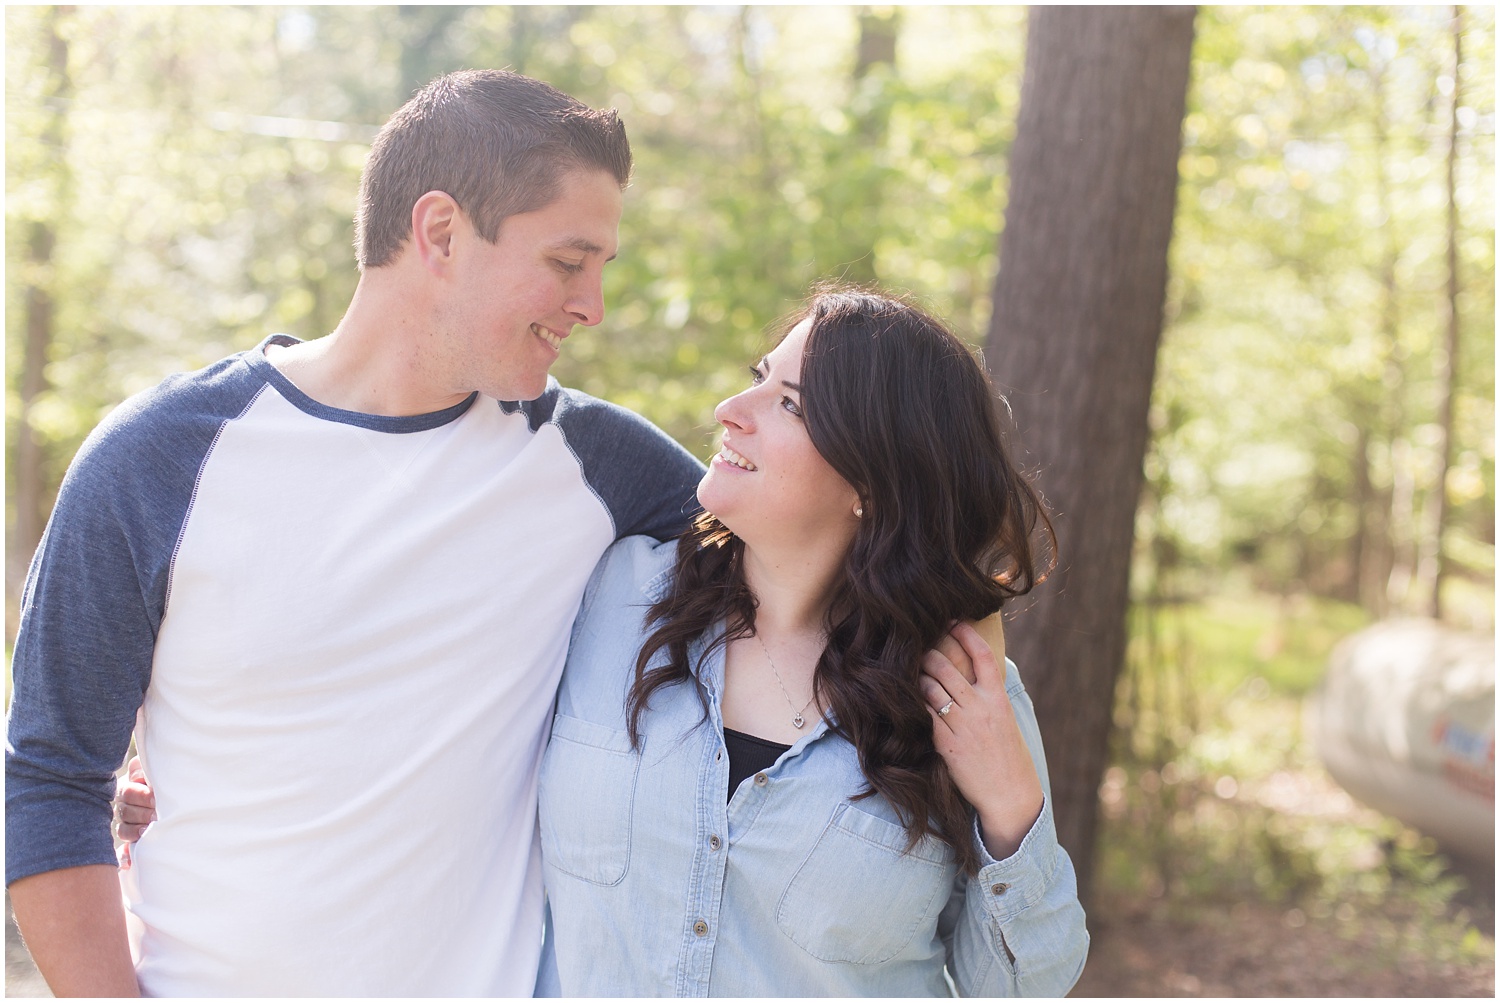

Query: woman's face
[[697, 318, 861, 550]]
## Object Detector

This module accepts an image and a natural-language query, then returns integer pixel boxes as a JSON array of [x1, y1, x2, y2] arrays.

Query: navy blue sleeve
[[5, 356, 262, 885], [515, 384, 705, 542]]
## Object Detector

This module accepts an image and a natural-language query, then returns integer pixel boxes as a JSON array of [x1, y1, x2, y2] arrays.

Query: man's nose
[[566, 278, 605, 327]]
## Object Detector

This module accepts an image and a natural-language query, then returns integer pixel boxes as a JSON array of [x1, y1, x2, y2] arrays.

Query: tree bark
[[842, 6, 900, 284], [1347, 422, 1373, 603], [1429, 5, 1464, 619], [1369, 57, 1416, 614], [854, 6, 898, 80], [12, 8, 71, 599], [983, 5, 1196, 905]]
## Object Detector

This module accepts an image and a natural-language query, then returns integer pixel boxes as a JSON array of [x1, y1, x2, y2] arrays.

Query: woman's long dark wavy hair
[[626, 286, 1054, 875]]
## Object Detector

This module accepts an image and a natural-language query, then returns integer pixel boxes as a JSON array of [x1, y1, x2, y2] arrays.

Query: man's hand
[[9, 865, 140, 997]]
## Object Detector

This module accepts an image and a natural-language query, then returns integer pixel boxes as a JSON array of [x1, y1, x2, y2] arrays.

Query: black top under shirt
[[723, 728, 792, 802]]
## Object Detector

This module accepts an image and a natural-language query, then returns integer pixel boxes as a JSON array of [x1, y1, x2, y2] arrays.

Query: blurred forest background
[[5, 4, 1495, 996]]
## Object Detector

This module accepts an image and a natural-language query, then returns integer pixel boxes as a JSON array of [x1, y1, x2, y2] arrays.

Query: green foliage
[[540, 6, 1026, 451], [5, 5, 1494, 627], [1150, 5, 1496, 620]]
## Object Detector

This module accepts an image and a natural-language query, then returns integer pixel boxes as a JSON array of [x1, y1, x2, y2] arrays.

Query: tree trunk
[[842, 6, 900, 284], [1370, 59, 1415, 614], [854, 6, 898, 80], [1347, 422, 1373, 603], [1429, 5, 1464, 619], [12, 8, 71, 601], [983, 5, 1195, 905]]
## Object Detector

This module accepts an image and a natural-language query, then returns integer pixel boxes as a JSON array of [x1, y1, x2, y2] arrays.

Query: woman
[[534, 287, 1086, 996]]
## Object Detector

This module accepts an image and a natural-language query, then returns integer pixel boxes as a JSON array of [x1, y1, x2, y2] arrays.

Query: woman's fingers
[[114, 794, 155, 843], [113, 799, 153, 842], [949, 621, 1004, 689], [114, 820, 151, 843], [116, 799, 154, 827], [117, 782, 154, 812], [919, 672, 953, 710], [113, 761, 157, 844], [933, 628, 977, 684], [922, 647, 978, 708], [969, 611, 1006, 667]]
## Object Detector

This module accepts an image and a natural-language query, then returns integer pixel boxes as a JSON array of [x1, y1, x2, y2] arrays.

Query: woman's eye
[[748, 366, 765, 385], [781, 396, 802, 418]]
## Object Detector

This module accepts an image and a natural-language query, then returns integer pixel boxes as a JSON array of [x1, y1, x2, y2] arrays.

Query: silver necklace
[[755, 632, 817, 729]]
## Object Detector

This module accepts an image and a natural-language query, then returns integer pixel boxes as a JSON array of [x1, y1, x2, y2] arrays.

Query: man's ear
[[410, 191, 460, 274]]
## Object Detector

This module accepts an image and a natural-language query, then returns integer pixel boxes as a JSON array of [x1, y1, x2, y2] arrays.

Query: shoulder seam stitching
[[161, 382, 269, 622], [549, 402, 619, 539]]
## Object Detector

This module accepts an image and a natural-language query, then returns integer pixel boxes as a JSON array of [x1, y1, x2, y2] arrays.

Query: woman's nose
[[714, 390, 750, 431]]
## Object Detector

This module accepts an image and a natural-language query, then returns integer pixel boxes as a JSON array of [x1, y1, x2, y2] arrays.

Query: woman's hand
[[920, 621, 1043, 861], [931, 611, 1005, 685], [113, 757, 156, 849]]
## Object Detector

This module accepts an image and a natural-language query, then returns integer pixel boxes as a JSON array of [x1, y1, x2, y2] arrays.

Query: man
[[6, 70, 704, 996]]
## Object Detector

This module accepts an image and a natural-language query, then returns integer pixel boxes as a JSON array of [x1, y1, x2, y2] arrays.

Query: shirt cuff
[[968, 795, 1059, 919], [5, 783, 119, 886]]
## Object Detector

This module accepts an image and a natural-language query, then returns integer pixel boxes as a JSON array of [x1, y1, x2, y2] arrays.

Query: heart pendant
[[793, 713, 805, 729]]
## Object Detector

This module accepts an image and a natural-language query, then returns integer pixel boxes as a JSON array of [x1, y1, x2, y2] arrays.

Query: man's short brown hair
[[355, 70, 632, 269]]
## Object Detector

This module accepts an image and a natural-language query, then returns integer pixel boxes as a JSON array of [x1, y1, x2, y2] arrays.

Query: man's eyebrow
[[559, 237, 615, 261]]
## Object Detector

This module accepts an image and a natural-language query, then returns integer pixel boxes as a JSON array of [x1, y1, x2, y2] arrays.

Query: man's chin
[[491, 375, 551, 403]]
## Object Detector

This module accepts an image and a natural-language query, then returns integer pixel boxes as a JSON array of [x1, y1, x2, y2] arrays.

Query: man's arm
[[547, 389, 705, 541], [9, 866, 140, 997], [9, 359, 261, 995], [7, 486, 152, 996]]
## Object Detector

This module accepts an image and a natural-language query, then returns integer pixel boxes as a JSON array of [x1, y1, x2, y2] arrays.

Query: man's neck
[[265, 273, 468, 417]]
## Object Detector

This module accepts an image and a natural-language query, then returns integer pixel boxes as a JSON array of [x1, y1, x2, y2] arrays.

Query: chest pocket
[[538, 713, 641, 886], [775, 802, 955, 965]]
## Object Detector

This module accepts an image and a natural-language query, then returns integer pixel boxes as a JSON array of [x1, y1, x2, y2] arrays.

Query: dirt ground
[[8, 882, 1495, 998], [1072, 886, 1496, 998]]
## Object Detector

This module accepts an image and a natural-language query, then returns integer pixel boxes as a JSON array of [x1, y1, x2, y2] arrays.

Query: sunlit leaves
[[1148, 6, 1494, 618], [4, 5, 1493, 621]]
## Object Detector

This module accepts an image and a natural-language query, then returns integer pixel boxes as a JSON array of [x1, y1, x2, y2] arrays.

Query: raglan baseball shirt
[[5, 334, 705, 996]]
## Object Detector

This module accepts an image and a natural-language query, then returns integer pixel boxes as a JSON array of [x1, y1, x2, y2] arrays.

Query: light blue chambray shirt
[[534, 536, 1088, 997]]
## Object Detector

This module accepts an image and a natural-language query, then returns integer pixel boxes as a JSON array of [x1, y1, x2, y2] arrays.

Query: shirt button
[[709, 835, 722, 850], [694, 919, 709, 936], [753, 772, 768, 787], [991, 882, 1010, 895]]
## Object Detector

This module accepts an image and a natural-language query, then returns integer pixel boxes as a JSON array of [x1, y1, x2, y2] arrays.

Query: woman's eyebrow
[[757, 355, 801, 392]]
